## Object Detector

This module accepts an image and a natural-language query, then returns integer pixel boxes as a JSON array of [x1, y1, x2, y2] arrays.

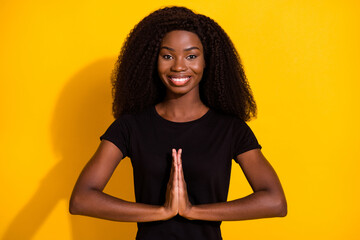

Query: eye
[[186, 55, 197, 60], [162, 54, 173, 60]]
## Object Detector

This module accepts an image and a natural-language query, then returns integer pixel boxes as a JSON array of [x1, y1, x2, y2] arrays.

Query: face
[[158, 30, 205, 97]]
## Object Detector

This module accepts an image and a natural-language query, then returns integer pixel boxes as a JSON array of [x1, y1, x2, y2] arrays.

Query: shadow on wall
[[2, 58, 137, 240]]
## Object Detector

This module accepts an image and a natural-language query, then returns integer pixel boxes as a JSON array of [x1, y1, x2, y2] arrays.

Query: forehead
[[160, 30, 203, 49]]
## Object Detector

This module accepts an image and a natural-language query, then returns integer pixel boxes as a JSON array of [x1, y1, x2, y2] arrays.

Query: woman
[[69, 6, 287, 239]]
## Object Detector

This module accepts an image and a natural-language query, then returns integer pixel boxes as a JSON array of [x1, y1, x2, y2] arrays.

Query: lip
[[167, 76, 191, 86]]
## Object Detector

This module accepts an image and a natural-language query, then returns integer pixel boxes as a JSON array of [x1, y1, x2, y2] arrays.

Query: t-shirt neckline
[[152, 105, 213, 126]]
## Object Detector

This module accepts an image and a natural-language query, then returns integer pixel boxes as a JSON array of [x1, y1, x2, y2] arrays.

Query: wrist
[[159, 206, 177, 220], [180, 204, 194, 220]]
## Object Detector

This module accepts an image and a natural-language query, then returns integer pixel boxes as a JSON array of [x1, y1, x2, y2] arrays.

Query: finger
[[169, 149, 177, 186], [171, 148, 176, 168], [177, 149, 182, 182], [172, 148, 176, 163], [180, 153, 186, 187], [172, 149, 179, 184], [177, 148, 182, 166], [178, 149, 182, 172], [178, 150, 186, 184], [179, 162, 184, 182]]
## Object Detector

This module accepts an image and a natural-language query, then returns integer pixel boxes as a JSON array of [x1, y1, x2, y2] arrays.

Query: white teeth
[[171, 77, 189, 82]]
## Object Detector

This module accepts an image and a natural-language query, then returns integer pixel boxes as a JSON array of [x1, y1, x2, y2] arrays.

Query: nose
[[171, 58, 187, 72]]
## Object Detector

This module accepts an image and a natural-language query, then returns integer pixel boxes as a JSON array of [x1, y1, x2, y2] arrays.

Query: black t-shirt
[[100, 105, 261, 240]]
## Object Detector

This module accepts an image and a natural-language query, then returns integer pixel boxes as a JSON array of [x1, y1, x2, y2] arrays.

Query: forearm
[[184, 190, 287, 221], [69, 189, 171, 222]]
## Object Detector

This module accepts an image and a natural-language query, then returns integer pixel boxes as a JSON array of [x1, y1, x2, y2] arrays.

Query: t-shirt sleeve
[[232, 119, 262, 159], [100, 117, 130, 159]]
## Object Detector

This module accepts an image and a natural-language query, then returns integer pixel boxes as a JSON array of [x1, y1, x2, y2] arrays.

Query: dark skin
[[69, 30, 287, 222]]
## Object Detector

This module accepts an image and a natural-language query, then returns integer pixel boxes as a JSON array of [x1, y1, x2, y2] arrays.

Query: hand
[[163, 149, 179, 219], [176, 149, 193, 219], [163, 149, 193, 219]]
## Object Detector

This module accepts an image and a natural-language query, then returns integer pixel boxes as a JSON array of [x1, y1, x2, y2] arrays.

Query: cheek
[[157, 60, 169, 74], [191, 60, 205, 74]]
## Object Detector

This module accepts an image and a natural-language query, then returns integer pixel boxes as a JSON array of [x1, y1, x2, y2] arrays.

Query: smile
[[168, 76, 191, 86]]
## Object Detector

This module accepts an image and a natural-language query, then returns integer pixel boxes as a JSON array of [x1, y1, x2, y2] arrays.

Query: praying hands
[[164, 149, 193, 219]]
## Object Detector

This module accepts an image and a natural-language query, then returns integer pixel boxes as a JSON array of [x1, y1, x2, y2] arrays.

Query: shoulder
[[204, 109, 252, 136], [114, 105, 154, 125], [210, 109, 259, 138], [101, 107, 151, 137], [210, 109, 247, 126]]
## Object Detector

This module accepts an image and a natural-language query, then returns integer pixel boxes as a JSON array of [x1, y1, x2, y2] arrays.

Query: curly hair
[[112, 6, 257, 121]]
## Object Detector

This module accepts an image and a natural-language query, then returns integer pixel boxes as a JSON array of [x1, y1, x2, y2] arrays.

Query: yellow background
[[1, 0, 359, 239]]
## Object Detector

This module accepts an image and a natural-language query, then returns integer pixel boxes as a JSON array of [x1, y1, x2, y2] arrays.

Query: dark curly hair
[[112, 6, 257, 121]]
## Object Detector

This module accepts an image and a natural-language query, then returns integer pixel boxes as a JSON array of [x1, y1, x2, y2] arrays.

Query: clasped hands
[[163, 148, 193, 219]]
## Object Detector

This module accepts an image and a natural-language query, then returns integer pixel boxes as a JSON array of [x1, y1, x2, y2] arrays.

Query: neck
[[156, 89, 209, 121]]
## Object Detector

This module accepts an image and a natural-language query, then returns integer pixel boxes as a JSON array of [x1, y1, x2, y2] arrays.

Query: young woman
[[69, 6, 287, 240]]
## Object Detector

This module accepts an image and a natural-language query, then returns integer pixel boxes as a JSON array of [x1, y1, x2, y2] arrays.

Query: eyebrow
[[160, 46, 200, 51]]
